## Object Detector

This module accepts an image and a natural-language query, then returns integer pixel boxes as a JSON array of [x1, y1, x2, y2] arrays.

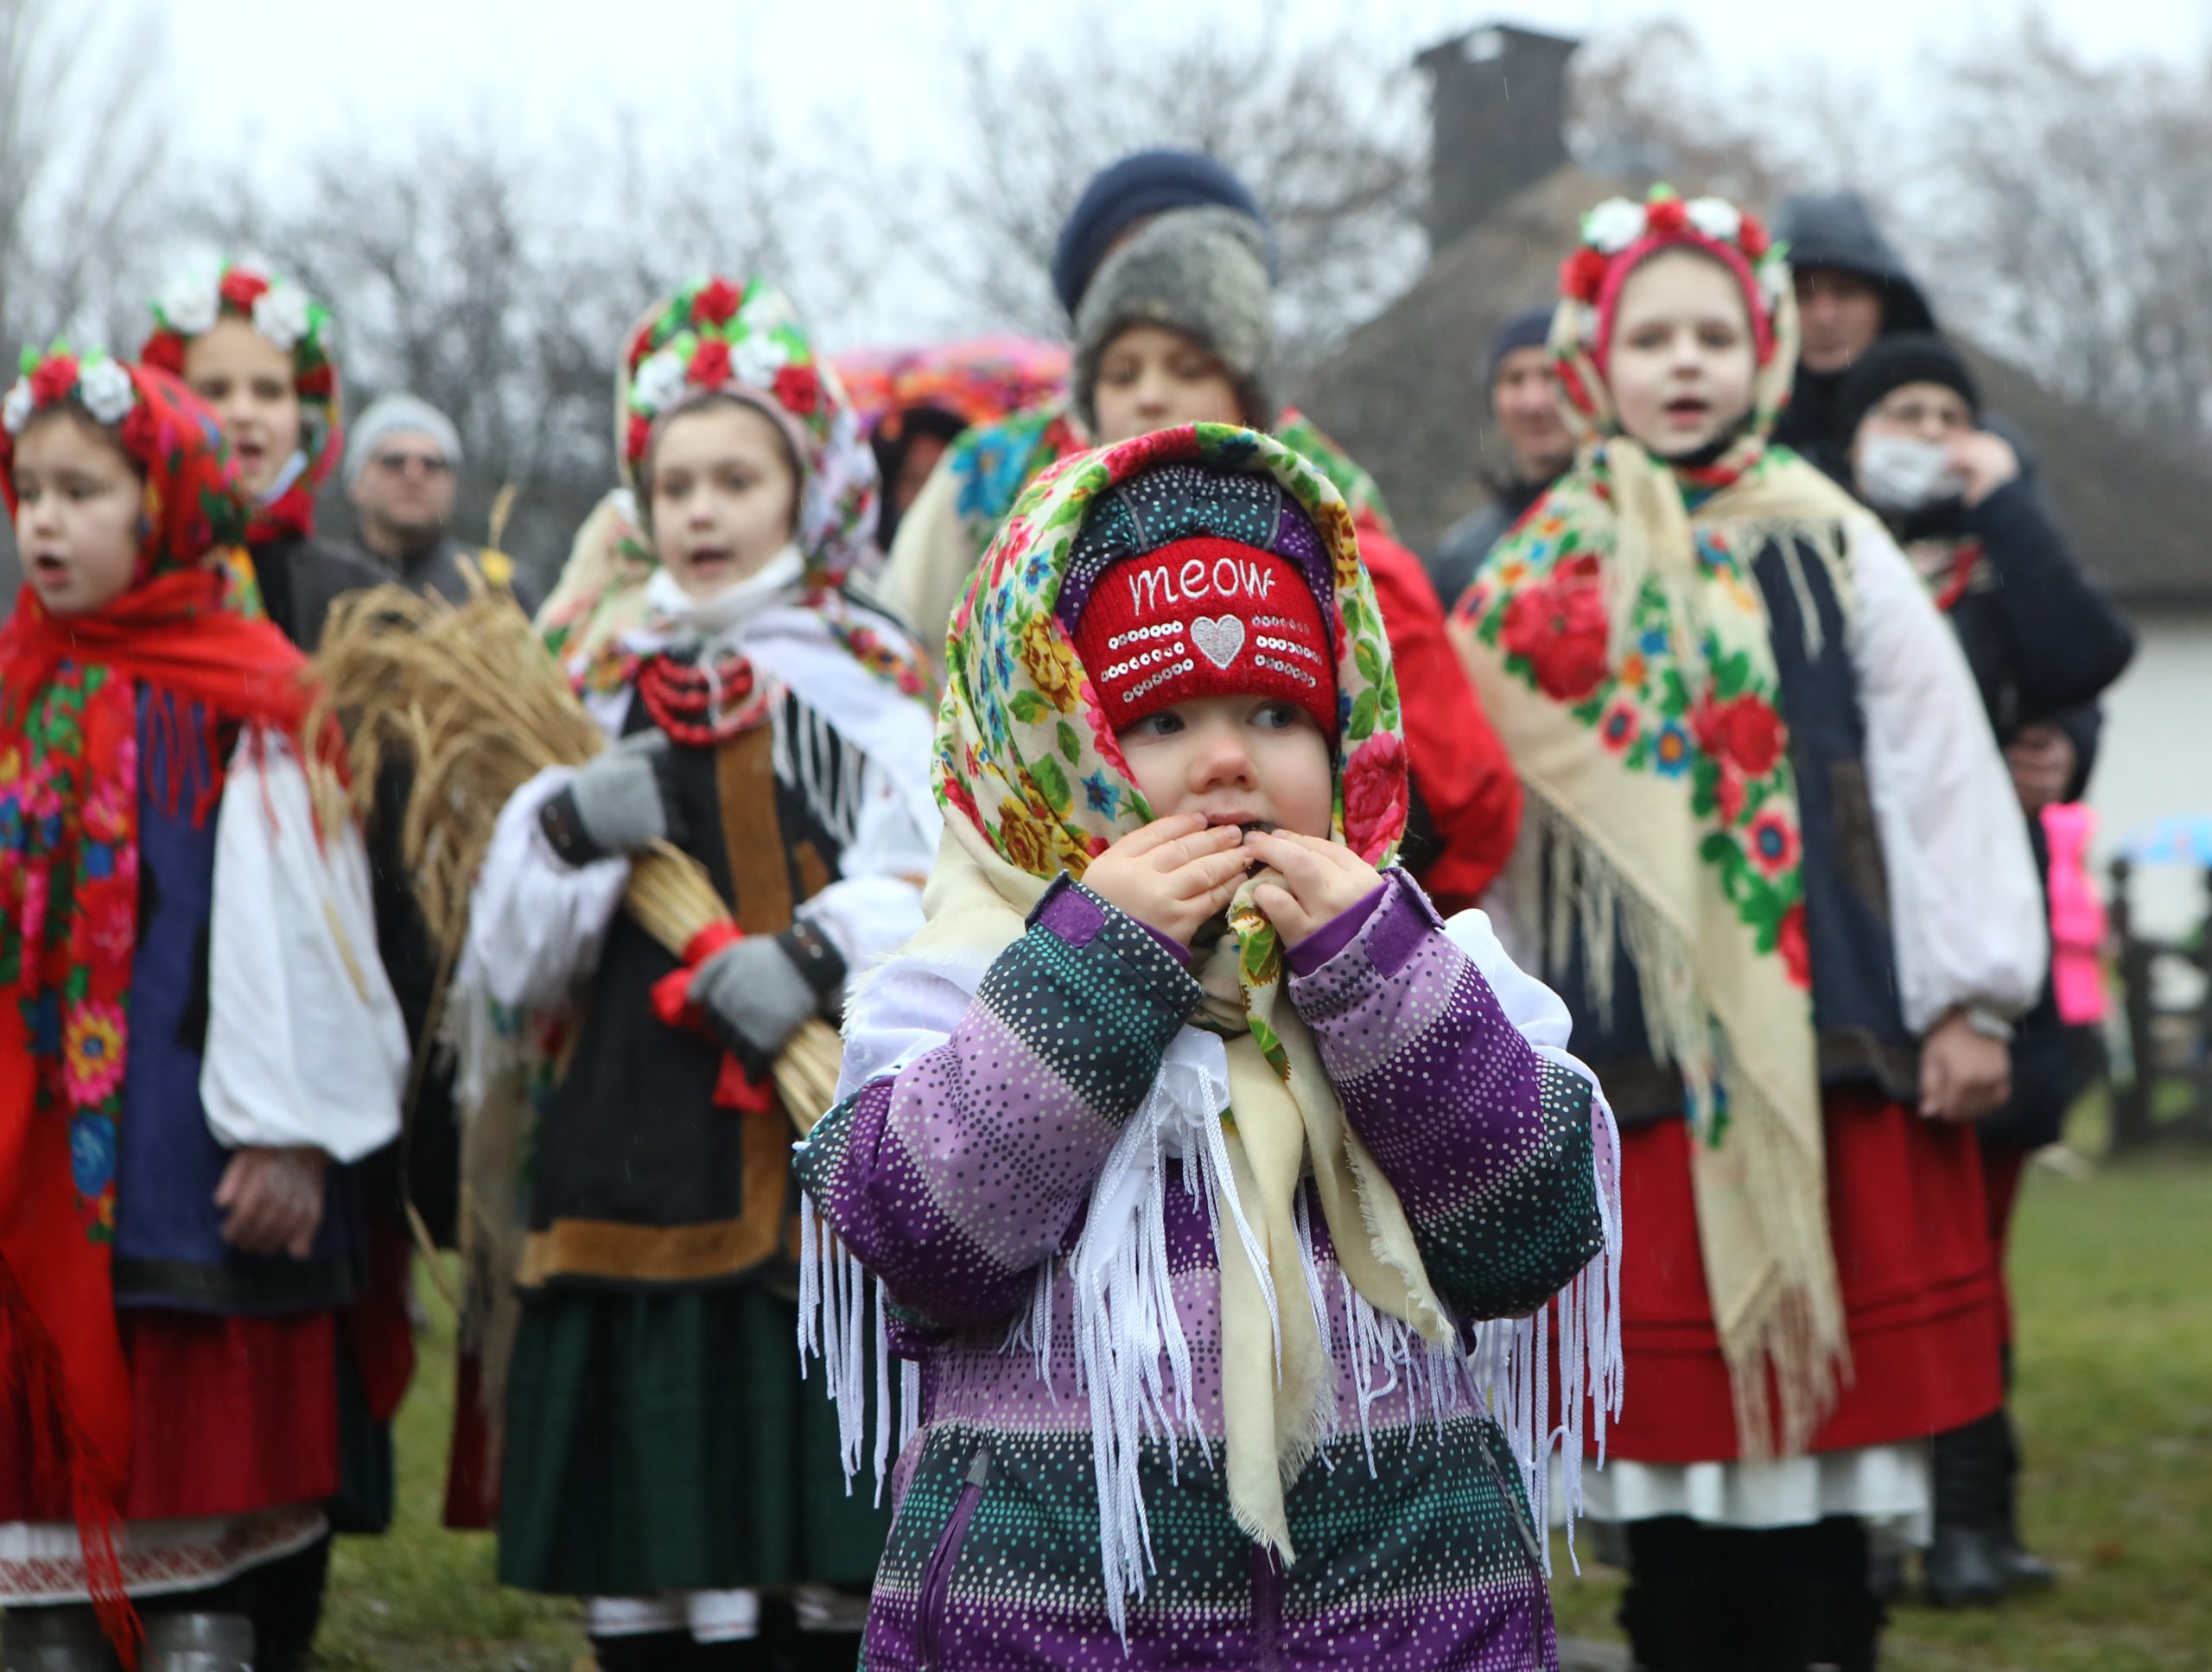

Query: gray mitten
[[687, 922, 846, 1074], [539, 731, 671, 863]]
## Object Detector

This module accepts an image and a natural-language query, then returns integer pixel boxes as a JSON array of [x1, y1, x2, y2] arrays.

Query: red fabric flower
[[626, 325, 656, 373], [117, 400, 160, 466], [694, 278, 743, 325], [1694, 694, 1787, 779], [1343, 731, 1409, 862], [625, 412, 653, 464], [1645, 197, 1689, 236], [772, 361, 821, 417], [29, 355, 79, 406], [1777, 900, 1811, 989], [1738, 214, 1770, 260], [1499, 558, 1610, 702], [1562, 246, 1611, 303], [218, 269, 270, 312], [688, 338, 733, 388], [295, 365, 334, 400], [141, 331, 187, 376]]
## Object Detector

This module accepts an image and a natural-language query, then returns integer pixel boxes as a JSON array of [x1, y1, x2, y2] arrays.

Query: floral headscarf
[[142, 258, 343, 546], [1, 350, 319, 1663], [1452, 188, 1866, 1458], [617, 274, 877, 586], [938, 423, 1408, 917], [921, 423, 1454, 1593]]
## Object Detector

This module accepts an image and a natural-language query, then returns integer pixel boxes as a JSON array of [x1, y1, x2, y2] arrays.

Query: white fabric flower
[[730, 330, 788, 390], [630, 346, 690, 416], [1760, 257, 1790, 310], [1577, 303, 1602, 344], [77, 357, 136, 426], [2, 378, 34, 435], [1585, 197, 1647, 256], [157, 266, 220, 336], [252, 283, 313, 353], [1688, 198, 1743, 245]]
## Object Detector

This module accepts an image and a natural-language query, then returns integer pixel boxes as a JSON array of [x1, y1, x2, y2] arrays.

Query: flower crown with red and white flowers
[[3, 343, 140, 438], [621, 275, 828, 470], [1560, 186, 1786, 335], [141, 258, 339, 401]]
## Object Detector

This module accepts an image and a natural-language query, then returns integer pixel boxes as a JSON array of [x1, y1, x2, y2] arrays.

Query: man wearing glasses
[[346, 392, 531, 607]]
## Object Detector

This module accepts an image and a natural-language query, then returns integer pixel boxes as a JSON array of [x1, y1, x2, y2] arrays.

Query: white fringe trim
[[797, 1052, 1628, 1628], [1470, 1063, 1626, 1576]]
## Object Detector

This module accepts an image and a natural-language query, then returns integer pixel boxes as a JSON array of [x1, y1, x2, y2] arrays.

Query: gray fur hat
[[1070, 206, 1276, 435]]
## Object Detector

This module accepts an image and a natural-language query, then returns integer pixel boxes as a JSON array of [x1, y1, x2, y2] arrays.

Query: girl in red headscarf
[[143, 258, 383, 650], [0, 347, 406, 1672]]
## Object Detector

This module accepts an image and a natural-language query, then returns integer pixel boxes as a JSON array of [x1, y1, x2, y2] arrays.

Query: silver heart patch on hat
[[1191, 615, 1246, 670]]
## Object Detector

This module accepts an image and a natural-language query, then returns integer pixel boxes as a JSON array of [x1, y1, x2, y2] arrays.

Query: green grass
[[317, 1279, 585, 1672], [324, 1135, 2212, 1670], [1546, 1137, 2212, 1670]]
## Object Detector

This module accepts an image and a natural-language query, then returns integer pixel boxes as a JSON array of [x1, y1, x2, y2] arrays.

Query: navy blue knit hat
[[1483, 306, 1554, 386], [1051, 149, 1274, 317]]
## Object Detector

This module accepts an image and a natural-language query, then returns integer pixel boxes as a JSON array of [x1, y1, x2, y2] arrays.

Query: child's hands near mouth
[[1243, 830, 1384, 947], [1084, 813, 1255, 944]]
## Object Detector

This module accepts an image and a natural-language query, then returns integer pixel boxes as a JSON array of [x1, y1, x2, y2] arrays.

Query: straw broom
[[306, 570, 844, 1135]]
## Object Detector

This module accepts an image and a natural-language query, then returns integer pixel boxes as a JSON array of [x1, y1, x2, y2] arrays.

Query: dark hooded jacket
[[1772, 191, 1938, 479]]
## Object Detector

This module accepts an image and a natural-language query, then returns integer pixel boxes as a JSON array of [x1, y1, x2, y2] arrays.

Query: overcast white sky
[[94, 0, 2207, 348], [161, 0, 2201, 186]]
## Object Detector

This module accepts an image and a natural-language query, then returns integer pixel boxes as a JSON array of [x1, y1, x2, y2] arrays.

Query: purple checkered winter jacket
[[795, 869, 1607, 1671]]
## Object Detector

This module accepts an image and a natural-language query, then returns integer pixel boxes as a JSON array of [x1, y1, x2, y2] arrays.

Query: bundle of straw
[[307, 571, 844, 1133]]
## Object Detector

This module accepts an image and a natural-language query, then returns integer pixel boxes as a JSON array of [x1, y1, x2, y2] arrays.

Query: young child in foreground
[[796, 423, 1622, 1672]]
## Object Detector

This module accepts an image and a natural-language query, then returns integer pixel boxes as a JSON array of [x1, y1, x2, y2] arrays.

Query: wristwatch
[[1961, 1006, 2014, 1044]]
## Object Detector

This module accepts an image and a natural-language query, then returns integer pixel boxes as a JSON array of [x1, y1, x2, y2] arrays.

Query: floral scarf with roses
[[913, 422, 1456, 1568], [1451, 194, 1870, 1459], [0, 357, 323, 1659]]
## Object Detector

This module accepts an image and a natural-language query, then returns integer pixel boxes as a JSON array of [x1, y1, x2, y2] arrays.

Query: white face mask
[[1854, 431, 1965, 513]]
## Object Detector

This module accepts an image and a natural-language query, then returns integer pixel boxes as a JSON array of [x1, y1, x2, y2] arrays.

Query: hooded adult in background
[[1838, 334, 2133, 1608], [1770, 192, 1937, 480], [879, 149, 1523, 912], [344, 393, 537, 613], [1426, 306, 1576, 607]]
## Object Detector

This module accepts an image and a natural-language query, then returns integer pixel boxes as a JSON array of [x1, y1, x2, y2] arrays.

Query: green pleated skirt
[[496, 1283, 893, 1598]]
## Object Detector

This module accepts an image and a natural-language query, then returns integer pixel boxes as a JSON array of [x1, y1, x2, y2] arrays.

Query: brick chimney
[[1414, 22, 1582, 253]]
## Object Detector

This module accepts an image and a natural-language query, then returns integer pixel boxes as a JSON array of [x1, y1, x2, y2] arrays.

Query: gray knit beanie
[[1070, 207, 1276, 435]]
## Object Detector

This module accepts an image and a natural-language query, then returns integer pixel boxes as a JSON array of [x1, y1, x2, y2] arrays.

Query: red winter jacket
[[1357, 525, 1522, 914]]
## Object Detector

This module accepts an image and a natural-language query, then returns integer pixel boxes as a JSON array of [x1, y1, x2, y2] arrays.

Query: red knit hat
[[1071, 536, 1338, 737]]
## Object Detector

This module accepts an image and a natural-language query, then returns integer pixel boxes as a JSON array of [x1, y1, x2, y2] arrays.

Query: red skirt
[[0, 1310, 340, 1523], [1600, 1086, 2005, 1463]]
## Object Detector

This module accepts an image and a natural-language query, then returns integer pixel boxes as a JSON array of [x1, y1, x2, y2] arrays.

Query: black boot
[[1928, 1412, 2008, 1606], [1777, 1519, 1883, 1672], [1619, 1518, 1741, 1671], [2, 1605, 118, 1672], [140, 1613, 255, 1672]]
